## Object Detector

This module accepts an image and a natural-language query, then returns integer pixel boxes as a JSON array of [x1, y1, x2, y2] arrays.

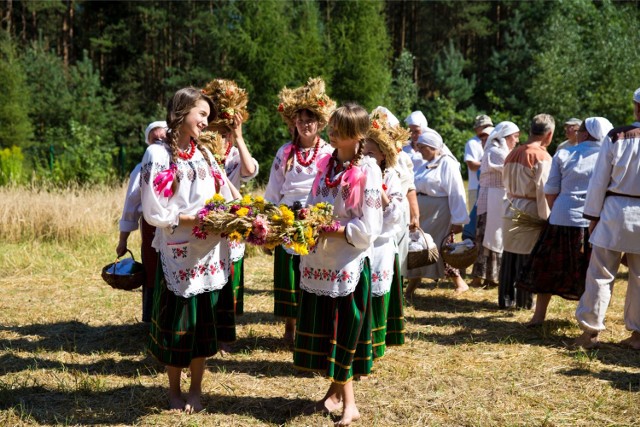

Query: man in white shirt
[[464, 114, 493, 208], [574, 88, 640, 350], [556, 117, 582, 152]]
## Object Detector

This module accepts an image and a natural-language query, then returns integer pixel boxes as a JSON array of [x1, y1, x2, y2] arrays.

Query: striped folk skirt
[[516, 224, 590, 300], [372, 254, 405, 360], [293, 260, 372, 384], [214, 257, 243, 343], [385, 255, 405, 347], [147, 264, 221, 368], [498, 251, 533, 309], [273, 246, 301, 319]]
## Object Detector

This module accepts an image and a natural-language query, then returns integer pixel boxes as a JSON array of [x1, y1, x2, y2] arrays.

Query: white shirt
[[300, 157, 383, 297], [224, 146, 259, 262], [119, 163, 143, 233], [464, 135, 484, 190], [140, 143, 234, 298], [264, 140, 334, 206], [371, 169, 404, 296], [402, 144, 426, 171], [413, 155, 469, 226], [584, 122, 640, 253]]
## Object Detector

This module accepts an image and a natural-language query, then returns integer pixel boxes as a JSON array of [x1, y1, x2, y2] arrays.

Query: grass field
[[1, 186, 639, 426]]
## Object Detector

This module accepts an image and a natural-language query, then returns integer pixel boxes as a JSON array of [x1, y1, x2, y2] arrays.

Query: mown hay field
[[1, 186, 639, 426]]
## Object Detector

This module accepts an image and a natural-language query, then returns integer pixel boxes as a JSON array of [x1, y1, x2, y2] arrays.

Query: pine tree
[[0, 34, 33, 149]]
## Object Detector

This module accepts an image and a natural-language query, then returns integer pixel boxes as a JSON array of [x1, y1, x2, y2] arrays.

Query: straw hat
[[370, 108, 410, 158], [367, 111, 402, 168], [202, 79, 250, 133], [277, 77, 336, 130]]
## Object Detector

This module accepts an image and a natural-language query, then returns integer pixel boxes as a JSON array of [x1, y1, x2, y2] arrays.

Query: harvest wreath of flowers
[[192, 194, 340, 255]]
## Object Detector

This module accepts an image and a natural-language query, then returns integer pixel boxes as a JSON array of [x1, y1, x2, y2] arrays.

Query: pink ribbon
[[311, 153, 332, 196], [153, 163, 177, 197], [342, 165, 365, 209]]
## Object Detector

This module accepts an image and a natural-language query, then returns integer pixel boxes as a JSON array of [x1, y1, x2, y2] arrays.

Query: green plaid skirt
[[293, 259, 371, 384], [215, 283, 236, 344], [371, 292, 390, 361], [148, 264, 221, 368], [273, 246, 301, 319], [232, 257, 244, 315], [385, 255, 405, 346]]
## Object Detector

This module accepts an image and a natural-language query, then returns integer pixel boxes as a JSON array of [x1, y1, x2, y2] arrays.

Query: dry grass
[[1, 187, 639, 426]]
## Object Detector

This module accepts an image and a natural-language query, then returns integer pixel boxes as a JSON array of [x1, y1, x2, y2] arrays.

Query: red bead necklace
[[216, 140, 233, 168], [177, 139, 197, 160], [295, 136, 320, 167], [324, 156, 353, 188]]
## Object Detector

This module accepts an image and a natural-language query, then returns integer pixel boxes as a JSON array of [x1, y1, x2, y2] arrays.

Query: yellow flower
[[280, 205, 295, 226], [254, 196, 265, 204], [244, 228, 252, 238], [241, 194, 253, 206], [228, 231, 242, 242], [236, 207, 249, 217], [291, 242, 308, 255], [304, 226, 314, 240], [212, 193, 225, 203]]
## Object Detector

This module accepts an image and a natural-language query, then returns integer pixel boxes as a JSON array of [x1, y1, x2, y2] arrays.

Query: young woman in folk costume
[[201, 79, 258, 349], [362, 111, 407, 360], [368, 106, 413, 347], [140, 87, 240, 413], [264, 77, 336, 342], [294, 103, 383, 426]]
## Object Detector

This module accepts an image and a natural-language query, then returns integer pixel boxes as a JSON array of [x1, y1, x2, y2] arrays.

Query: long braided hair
[[165, 87, 217, 167]]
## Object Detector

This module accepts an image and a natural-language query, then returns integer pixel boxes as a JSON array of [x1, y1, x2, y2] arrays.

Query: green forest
[[1, 0, 639, 186]]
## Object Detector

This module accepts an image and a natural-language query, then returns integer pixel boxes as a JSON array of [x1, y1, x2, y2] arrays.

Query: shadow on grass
[[559, 367, 640, 392], [0, 385, 313, 425], [0, 353, 160, 377], [0, 320, 148, 355], [236, 310, 281, 326]]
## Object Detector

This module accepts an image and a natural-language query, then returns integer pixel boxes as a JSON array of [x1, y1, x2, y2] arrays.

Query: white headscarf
[[144, 121, 167, 144], [416, 127, 458, 163], [373, 106, 400, 127], [584, 117, 613, 143], [634, 87, 640, 103], [485, 121, 519, 152], [405, 111, 428, 133]]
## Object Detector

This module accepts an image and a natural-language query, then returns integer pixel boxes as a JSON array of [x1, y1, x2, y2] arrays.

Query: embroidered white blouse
[[370, 169, 404, 296], [264, 140, 334, 207], [300, 156, 383, 297], [413, 155, 469, 226], [140, 143, 234, 298], [224, 146, 259, 262]]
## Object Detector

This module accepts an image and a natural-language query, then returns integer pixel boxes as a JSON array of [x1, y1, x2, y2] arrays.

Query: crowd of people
[[115, 80, 640, 423]]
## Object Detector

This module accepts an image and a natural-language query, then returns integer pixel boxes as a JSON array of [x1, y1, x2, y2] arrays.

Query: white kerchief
[[405, 111, 428, 132], [144, 121, 167, 144], [584, 117, 613, 143]]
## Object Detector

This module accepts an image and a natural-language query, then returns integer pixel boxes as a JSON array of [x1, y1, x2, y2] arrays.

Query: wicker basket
[[406, 227, 439, 270], [440, 234, 478, 270], [101, 250, 145, 291]]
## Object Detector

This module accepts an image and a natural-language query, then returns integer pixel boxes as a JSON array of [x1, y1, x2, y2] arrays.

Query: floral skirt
[[471, 213, 502, 284], [516, 224, 590, 301]]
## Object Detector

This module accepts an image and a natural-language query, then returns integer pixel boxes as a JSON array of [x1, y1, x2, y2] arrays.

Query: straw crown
[[277, 77, 336, 130], [202, 79, 250, 132]]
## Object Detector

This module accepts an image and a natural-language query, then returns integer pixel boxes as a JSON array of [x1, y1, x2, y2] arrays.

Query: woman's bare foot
[[304, 395, 341, 415], [168, 392, 185, 411], [620, 331, 640, 350], [469, 277, 483, 288], [404, 279, 419, 302], [453, 277, 469, 294], [336, 403, 360, 426], [184, 392, 204, 414], [284, 318, 296, 344], [218, 342, 232, 355], [573, 331, 599, 349]]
